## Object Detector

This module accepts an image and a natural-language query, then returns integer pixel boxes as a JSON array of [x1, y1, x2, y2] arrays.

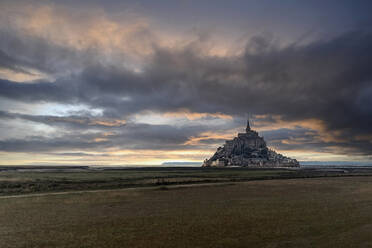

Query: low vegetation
[[1, 176, 372, 247], [1, 166, 371, 196]]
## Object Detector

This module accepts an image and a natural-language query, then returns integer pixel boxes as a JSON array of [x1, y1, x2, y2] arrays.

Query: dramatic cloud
[[0, 110, 126, 129], [0, 0, 371, 165]]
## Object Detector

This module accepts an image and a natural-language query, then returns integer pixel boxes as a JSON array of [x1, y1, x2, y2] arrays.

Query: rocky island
[[202, 120, 299, 167]]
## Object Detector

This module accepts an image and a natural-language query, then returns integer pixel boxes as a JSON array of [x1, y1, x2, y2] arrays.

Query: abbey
[[202, 120, 299, 167]]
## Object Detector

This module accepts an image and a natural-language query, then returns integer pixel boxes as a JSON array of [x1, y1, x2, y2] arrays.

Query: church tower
[[246, 118, 251, 133]]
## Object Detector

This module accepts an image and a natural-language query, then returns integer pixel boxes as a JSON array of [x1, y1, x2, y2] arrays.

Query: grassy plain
[[0, 167, 296, 195], [1, 166, 368, 195], [1, 174, 372, 247]]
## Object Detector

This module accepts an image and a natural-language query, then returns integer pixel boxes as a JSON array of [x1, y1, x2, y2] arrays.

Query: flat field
[[1, 166, 370, 195], [1, 173, 372, 247]]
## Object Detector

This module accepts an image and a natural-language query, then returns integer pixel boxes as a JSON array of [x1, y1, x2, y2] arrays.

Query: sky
[[0, 0, 372, 166]]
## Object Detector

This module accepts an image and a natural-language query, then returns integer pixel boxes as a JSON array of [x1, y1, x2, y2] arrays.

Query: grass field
[[0, 167, 294, 195], [1, 176, 372, 247], [1, 166, 370, 196]]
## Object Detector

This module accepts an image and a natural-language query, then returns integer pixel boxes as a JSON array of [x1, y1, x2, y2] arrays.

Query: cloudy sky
[[0, 0, 372, 165]]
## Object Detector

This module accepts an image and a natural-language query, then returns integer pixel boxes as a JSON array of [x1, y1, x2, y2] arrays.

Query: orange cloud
[[44, 117, 126, 127], [253, 115, 347, 143], [91, 119, 126, 127], [184, 130, 238, 146], [3, 2, 154, 60], [1, 1, 242, 75], [354, 135, 372, 142], [164, 109, 233, 120], [0, 68, 51, 83]]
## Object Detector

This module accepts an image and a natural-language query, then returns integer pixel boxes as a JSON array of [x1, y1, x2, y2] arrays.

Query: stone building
[[202, 119, 299, 167]]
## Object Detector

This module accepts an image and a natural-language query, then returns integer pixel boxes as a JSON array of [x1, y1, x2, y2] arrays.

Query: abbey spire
[[246, 118, 251, 133]]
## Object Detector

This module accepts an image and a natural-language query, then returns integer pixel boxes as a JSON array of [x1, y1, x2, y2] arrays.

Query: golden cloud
[[184, 130, 238, 146], [0, 68, 51, 83], [164, 109, 233, 120], [253, 115, 347, 143], [3, 2, 154, 60]]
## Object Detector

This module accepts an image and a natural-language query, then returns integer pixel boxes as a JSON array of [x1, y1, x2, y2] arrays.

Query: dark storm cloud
[[0, 49, 31, 74], [0, 27, 97, 75], [0, 133, 110, 152], [0, 110, 126, 129], [1, 25, 372, 155], [81, 30, 372, 156], [261, 128, 317, 143], [0, 79, 74, 102], [197, 139, 226, 145], [0, 122, 209, 152], [6, 29, 371, 120]]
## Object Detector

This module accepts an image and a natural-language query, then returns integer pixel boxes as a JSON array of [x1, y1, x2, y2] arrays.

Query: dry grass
[[0, 168, 297, 195], [1, 177, 372, 247]]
